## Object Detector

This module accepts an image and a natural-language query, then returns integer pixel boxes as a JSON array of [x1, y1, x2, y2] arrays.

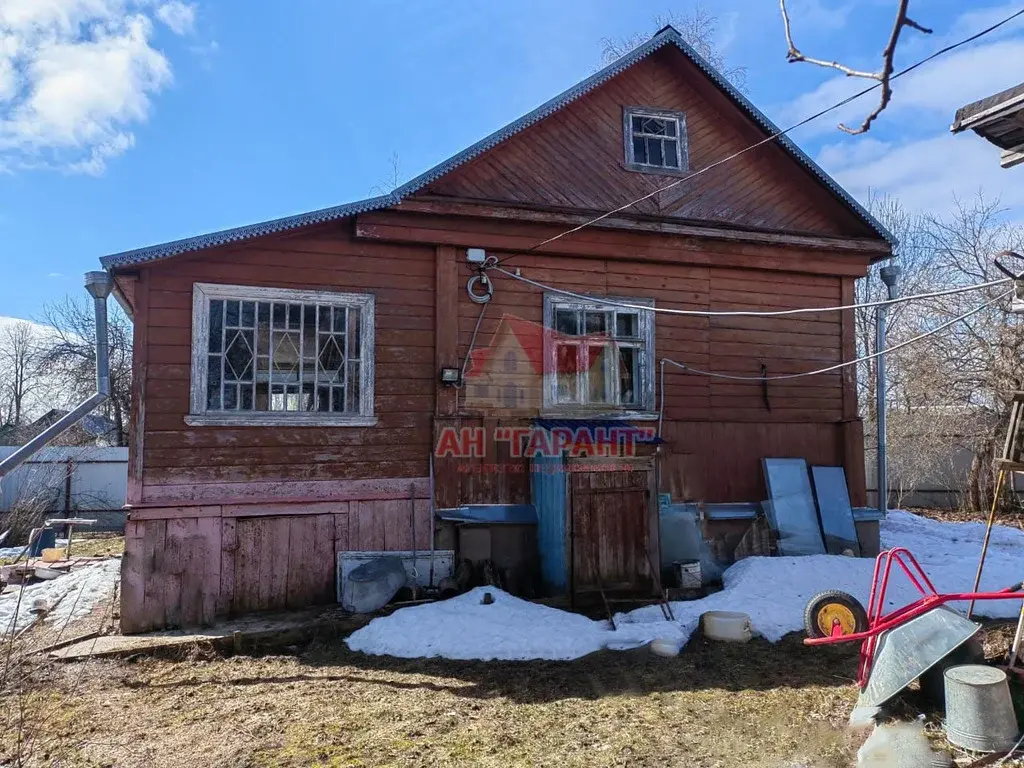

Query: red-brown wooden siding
[[425, 46, 874, 239], [135, 225, 436, 505]]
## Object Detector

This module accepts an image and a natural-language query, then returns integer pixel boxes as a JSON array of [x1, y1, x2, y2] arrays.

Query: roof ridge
[[101, 27, 892, 268]]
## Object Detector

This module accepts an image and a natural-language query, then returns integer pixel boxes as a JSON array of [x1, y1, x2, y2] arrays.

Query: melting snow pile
[[346, 585, 681, 660], [347, 510, 1024, 661], [0, 559, 120, 634]]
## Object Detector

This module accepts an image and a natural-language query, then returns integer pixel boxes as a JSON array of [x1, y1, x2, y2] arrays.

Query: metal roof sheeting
[[101, 26, 893, 269]]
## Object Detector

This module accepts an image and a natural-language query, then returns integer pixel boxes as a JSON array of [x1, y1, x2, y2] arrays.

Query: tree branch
[[779, 0, 932, 134]]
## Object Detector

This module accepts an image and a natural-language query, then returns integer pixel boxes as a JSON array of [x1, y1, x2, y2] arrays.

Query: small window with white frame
[[624, 106, 688, 173], [542, 293, 655, 413], [188, 283, 375, 426]]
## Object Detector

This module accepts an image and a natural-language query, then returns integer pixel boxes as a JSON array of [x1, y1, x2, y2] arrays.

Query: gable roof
[[101, 26, 893, 269]]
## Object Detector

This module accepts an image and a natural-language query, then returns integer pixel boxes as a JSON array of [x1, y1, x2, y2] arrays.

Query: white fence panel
[[0, 446, 128, 531]]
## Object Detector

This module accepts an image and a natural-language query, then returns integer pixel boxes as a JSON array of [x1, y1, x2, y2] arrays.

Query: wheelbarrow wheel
[[804, 590, 869, 639]]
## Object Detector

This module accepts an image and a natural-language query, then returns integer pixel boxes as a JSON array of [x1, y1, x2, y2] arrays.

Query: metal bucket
[[859, 606, 981, 708], [674, 560, 701, 589], [944, 665, 1020, 753]]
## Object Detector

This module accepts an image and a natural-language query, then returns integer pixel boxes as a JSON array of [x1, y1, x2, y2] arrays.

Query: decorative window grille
[[542, 294, 655, 413], [188, 283, 375, 426], [624, 107, 688, 172]]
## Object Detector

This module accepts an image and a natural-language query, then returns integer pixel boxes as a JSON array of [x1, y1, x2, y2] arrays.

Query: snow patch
[[346, 586, 685, 660], [347, 510, 1024, 661], [0, 559, 120, 634]]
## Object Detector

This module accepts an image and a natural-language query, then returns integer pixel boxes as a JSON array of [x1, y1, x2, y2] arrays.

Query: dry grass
[[0, 534, 124, 566], [0, 628, 868, 768], [65, 534, 124, 560]]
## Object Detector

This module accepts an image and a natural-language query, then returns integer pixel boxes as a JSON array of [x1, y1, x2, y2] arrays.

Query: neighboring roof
[[101, 25, 893, 269], [952, 82, 1024, 137]]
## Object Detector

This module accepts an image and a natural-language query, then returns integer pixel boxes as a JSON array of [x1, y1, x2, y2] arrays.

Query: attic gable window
[[542, 293, 655, 414], [187, 283, 376, 427], [624, 107, 688, 173]]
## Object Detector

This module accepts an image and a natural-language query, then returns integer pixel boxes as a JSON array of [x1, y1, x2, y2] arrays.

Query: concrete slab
[[50, 607, 371, 661]]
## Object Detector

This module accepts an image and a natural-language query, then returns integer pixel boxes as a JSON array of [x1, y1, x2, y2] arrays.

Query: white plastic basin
[[701, 610, 753, 642]]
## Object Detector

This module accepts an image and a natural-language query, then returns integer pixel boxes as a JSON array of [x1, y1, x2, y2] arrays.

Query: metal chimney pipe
[[876, 265, 901, 516], [0, 271, 114, 479]]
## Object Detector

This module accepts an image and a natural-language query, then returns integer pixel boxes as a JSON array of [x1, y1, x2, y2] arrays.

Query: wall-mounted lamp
[[440, 367, 461, 386]]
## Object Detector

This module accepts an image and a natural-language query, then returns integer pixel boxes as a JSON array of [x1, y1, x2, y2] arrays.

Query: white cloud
[[0, 0, 196, 175], [776, 36, 1024, 137], [817, 132, 1024, 217], [156, 1, 195, 35]]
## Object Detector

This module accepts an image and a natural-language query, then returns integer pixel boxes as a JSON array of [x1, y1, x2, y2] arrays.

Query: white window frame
[[623, 106, 688, 173], [542, 293, 656, 417], [186, 283, 376, 427]]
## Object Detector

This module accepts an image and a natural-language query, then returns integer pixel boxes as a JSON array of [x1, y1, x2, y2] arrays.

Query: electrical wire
[[656, 289, 1012, 433], [666, 289, 1011, 383], [495, 6, 1024, 266], [491, 265, 1012, 318]]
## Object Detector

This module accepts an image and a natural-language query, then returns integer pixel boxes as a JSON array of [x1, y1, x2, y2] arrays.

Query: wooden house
[[103, 27, 893, 632]]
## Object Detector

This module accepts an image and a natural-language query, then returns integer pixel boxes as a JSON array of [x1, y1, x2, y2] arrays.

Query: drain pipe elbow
[[0, 271, 114, 480], [85, 271, 113, 398]]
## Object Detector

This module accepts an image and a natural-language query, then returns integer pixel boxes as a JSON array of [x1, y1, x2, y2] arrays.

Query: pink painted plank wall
[[120, 480, 432, 633]]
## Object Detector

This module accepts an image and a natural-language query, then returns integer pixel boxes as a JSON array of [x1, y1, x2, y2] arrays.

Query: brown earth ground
[[1, 511, 1021, 767]]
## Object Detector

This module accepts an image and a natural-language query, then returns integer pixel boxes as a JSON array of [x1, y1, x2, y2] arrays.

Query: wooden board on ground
[[50, 607, 370, 661]]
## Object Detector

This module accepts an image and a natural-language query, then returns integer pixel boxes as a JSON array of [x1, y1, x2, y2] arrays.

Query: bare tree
[[36, 297, 133, 447], [864, 194, 1024, 511], [779, 0, 931, 134], [600, 5, 747, 91], [0, 322, 43, 429], [369, 151, 402, 196]]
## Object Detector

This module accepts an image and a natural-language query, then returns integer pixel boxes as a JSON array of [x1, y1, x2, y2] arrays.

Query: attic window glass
[[543, 294, 655, 413], [189, 283, 376, 426], [625, 107, 687, 172]]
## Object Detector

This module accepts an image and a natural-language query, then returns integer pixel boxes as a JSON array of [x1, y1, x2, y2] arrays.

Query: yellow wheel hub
[[816, 603, 857, 636]]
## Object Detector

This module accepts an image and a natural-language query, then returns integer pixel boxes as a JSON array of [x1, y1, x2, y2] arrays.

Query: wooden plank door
[[570, 468, 653, 593]]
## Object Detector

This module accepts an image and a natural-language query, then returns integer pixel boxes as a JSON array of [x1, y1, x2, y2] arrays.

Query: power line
[[656, 289, 1012, 433], [495, 6, 1024, 266], [490, 264, 1011, 318], [665, 290, 1011, 383]]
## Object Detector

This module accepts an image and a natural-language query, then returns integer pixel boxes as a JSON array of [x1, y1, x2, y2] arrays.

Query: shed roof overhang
[[951, 82, 1024, 169]]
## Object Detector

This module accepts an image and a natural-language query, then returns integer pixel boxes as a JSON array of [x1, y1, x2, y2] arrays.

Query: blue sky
[[1, 0, 1022, 321]]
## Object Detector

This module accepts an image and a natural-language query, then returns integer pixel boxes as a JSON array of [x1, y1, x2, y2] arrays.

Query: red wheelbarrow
[[803, 547, 1024, 708]]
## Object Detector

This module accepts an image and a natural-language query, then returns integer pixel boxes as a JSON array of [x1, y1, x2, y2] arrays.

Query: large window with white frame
[[188, 283, 375, 426], [542, 293, 654, 413]]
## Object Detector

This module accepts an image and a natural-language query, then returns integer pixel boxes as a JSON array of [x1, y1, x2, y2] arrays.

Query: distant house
[[0, 410, 120, 447], [952, 82, 1024, 168], [100, 26, 893, 631]]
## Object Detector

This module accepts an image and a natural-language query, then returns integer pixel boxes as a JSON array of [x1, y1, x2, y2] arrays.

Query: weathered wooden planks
[[120, 486, 434, 632], [423, 46, 873, 237]]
